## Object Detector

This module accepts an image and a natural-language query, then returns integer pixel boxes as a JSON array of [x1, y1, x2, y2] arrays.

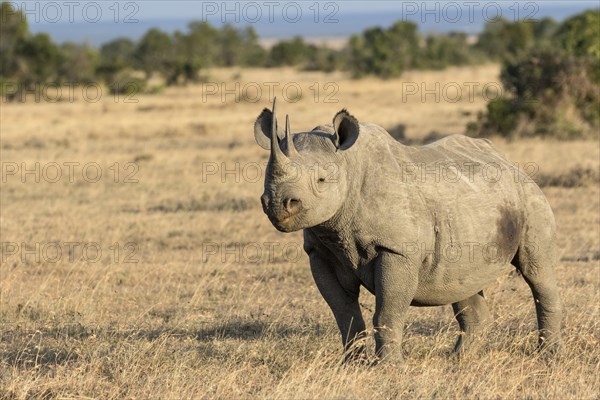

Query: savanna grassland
[[0, 64, 599, 399]]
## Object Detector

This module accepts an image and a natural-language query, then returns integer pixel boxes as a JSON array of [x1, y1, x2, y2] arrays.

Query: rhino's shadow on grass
[[193, 320, 320, 341], [118, 319, 323, 342], [0, 319, 316, 368], [79, 320, 318, 342], [0, 345, 80, 368]]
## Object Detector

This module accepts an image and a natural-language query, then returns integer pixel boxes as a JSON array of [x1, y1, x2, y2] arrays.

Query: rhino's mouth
[[269, 210, 304, 231], [272, 211, 298, 225], [275, 215, 292, 224]]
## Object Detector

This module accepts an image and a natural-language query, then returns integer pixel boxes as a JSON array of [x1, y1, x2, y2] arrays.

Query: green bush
[[469, 9, 600, 140], [555, 10, 600, 59], [476, 19, 534, 62], [305, 47, 343, 72], [0, 1, 28, 78], [347, 21, 421, 79], [96, 38, 135, 82], [108, 73, 147, 96], [421, 32, 480, 69], [269, 37, 316, 67], [468, 48, 599, 140], [59, 42, 98, 83]]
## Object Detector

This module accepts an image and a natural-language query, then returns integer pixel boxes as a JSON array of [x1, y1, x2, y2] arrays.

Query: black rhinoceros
[[254, 99, 561, 363]]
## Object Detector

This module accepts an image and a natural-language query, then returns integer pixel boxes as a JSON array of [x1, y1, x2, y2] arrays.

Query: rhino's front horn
[[270, 97, 288, 164], [285, 114, 299, 158]]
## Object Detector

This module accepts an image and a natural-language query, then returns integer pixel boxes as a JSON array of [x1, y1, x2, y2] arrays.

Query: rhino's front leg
[[308, 251, 366, 362], [373, 251, 418, 364]]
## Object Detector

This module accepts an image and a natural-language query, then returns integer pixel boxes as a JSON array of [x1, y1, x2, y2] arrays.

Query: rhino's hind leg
[[452, 291, 490, 353], [512, 242, 562, 355]]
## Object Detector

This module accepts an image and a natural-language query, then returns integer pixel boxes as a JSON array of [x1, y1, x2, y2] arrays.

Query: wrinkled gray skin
[[254, 99, 562, 363]]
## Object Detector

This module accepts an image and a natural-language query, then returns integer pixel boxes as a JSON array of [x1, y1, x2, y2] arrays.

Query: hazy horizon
[[12, 1, 597, 47]]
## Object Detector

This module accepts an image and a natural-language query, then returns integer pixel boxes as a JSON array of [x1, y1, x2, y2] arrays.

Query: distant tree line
[[0, 1, 270, 97], [1, 0, 599, 139]]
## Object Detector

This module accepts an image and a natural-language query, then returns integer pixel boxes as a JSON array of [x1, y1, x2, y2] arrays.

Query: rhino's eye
[[318, 177, 326, 184]]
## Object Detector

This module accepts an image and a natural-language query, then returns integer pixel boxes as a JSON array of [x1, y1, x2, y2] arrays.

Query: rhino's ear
[[332, 109, 359, 150], [254, 108, 285, 150]]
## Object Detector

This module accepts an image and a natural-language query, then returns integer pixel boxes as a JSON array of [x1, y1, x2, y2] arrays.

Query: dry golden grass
[[1, 64, 599, 399]]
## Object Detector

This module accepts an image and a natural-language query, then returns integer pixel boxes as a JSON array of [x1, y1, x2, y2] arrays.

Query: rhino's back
[[410, 134, 507, 168]]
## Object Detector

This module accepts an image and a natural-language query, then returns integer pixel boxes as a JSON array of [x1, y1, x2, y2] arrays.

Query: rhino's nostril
[[283, 198, 302, 213]]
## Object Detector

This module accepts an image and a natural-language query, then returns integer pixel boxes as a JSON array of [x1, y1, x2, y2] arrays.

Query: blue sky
[[19, 1, 597, 21]]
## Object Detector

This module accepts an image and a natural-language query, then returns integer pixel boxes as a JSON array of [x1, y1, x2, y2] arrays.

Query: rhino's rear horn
[[269, 98, 288, 163], [285, 114, 299, 157]]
